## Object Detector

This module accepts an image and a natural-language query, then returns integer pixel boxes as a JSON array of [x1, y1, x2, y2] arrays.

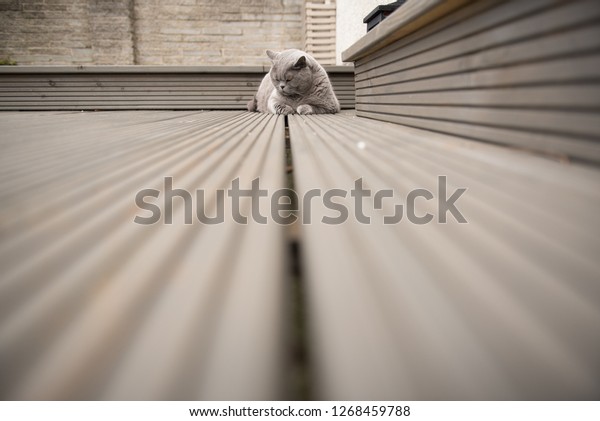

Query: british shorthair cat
[[247, 49, 340, 115]]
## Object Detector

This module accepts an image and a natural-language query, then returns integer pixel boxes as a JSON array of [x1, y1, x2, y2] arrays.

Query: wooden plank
[[0, 66, 352, 79], [356, 103, 600, 140], [0, 77, 265, 85], [306, 16, 335, 23], [0, 90, 256, 98], [355, 109, 600, 163], [0, 111, 288, 399], [0, 104, 248, 110], [355, 1, 600, 81], [0, 100, 353, 111], [353, 0, 502, 69], [0, 86, 261, 92], [355, 50, 600, 93], [0, 65, 270, 74], [354, 0, 553, 73], [306, 23, 335, 31], [356, 85, 600, 109], [306, 2, 336, 10], [289, 111, 600, 399], [306, 33, 336, 40], [307, 30, 336, 36], [1, 88, 348, 95], [0, 103, 355, 111], [304, 45, 335, 53], [305, 39, 336, 46], [306, 9, 335, 17], [0, 92, 257, 98]]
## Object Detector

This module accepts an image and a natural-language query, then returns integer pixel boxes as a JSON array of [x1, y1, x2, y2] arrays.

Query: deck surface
[[0, 110, 599, 400], [289, 112, 600, 399], [0, 110, 287, 399]]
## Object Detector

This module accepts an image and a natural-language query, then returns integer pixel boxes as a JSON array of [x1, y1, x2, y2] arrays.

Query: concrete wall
[[335, 0, 382, 64], [0, 0, 303, 65]]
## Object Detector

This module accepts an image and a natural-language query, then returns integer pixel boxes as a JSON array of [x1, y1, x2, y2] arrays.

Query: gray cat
[[247, 49, 341, 115]]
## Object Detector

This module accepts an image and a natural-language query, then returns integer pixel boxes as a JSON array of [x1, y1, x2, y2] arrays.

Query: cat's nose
[[279, 82, 285, 90]]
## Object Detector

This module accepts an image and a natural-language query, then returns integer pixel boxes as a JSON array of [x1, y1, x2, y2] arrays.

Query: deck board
[[0, 110, 288, 400], [288, 111, 600, 400], [2, 109, 600, 400]]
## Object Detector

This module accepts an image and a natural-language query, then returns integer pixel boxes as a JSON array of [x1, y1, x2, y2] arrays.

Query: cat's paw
[[296, 104, 314, 115], [275, 104, 295, 115]]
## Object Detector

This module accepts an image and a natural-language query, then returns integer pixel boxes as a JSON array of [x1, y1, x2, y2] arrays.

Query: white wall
[[336, 0, 384, 64]]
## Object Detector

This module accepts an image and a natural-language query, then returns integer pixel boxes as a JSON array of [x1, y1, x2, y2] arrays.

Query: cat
[[247, 49, 341, 115]]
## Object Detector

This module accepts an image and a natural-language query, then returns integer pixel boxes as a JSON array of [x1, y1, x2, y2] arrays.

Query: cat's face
[[267, 50, 313, 97]]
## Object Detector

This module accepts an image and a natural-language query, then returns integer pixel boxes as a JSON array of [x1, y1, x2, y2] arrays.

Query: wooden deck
[[0, 109, 599, 400], [0, 65, 355, 111], [344, 0, 600, 163], [289, 112, 600, 400], [330, 0, 600, 399], [1, 0, 599, 401], [0, 110, 288, 399]]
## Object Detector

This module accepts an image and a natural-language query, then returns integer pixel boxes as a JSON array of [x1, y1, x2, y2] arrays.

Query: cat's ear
[[266, 50, 279, 61], [292, 56, 307, 70]]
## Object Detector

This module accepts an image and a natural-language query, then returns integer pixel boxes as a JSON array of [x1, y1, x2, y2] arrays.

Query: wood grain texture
[[0, 111, 288, 400], [350, 0, 600, 162], [0, 66, 355, 110], [290, 111, 600, 399]]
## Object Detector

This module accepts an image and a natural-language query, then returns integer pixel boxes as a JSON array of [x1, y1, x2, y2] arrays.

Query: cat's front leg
[[275, 103, 295, 115], [296, 104, 314, 115]]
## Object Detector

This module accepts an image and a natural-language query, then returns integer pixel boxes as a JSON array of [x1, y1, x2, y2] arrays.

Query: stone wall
[[0, 0, 303, 65]]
